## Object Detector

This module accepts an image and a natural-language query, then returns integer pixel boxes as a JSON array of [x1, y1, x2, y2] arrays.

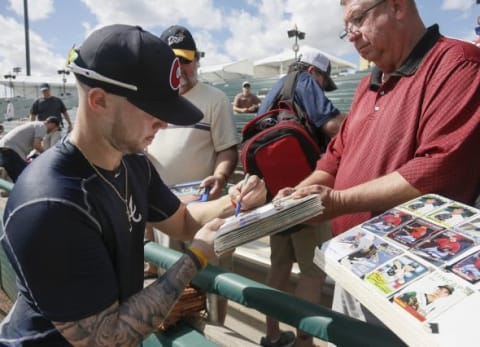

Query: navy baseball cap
[[67, 24, 202, 125], [39, 83, 50, 91]]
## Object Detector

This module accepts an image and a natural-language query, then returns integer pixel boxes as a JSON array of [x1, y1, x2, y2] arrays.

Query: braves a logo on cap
[[170, 58, 181, 90]]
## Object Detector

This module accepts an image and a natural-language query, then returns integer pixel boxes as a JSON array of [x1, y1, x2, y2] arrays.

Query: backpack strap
[[277, 70, 299, 102], [277, 71, 320, 142], [260, 71, 299, 112], [255, 70, 327, 150], [277, 71, 310, 126]]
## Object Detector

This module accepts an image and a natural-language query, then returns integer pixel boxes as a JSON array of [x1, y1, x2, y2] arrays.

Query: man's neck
[[69, 114, 123, 170], [180, 80, 198, 95]]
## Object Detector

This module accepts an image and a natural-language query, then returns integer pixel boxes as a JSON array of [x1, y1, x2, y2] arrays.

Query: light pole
[[24, 0, 31, 75], [287, 24, 305, 61], [57, 69, 70, 96], [3, 73, 16, 98]]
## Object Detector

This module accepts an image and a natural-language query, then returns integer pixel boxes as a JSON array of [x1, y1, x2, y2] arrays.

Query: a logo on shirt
[[128, 196, 142, 230]]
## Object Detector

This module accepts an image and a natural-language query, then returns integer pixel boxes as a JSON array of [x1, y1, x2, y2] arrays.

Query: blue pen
[[198, 186, 211, 202], [235, 173, 250, 217], [185, 185, 210, 205]]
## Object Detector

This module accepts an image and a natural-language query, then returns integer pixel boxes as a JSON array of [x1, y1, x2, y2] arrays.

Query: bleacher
[[211, 76, 280, 103], [324, 68, 372, 113], [0, 97, 34, 121]]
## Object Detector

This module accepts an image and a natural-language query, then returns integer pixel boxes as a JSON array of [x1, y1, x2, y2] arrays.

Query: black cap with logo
[[68, 24, 202, 125], [160, 25, 204, 62]]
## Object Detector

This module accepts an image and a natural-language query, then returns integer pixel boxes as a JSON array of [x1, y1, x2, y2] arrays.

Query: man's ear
[[306, 65, 316, 75], [87, 88, 108, 111], [390, 0, 408, 20]]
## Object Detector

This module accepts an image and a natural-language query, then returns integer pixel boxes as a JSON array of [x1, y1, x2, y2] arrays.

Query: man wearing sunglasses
[[147, 25, 238, 199], [278, 0, 479, 327], [145, 25, 239, 324]]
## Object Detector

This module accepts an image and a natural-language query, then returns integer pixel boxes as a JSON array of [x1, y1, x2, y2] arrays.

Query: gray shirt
[[0, 121, 46, 158]]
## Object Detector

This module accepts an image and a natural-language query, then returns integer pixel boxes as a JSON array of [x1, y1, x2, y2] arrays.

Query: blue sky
[[0, 0, 479, 79]]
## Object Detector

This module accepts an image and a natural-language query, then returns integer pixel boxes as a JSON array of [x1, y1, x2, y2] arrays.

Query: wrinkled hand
[[201, 174, 226, 200], [228, 175, 267, 212], [190, 218, 225, 260], [274, 186, 297, 200], [275, 184, 341, 223], [296, 184, 342, 222]]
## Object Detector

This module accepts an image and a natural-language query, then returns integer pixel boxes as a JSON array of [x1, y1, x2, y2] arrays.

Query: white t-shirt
[[147, 82, 238, 185]]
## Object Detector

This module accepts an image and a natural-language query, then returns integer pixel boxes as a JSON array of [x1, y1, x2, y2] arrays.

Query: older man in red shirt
[[277, 0, 480, 328]]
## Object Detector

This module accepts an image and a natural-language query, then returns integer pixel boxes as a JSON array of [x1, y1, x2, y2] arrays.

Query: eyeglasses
[[339, 0, 386, 40], [66, 46, 138, 91]]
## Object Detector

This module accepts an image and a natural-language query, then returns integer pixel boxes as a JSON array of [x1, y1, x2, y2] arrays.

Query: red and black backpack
[[240, 71, 328, 200]]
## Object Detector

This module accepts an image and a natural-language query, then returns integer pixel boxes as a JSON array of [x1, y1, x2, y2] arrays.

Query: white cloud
[[441, 0, 474, 11], [210, 0, 356, 66], [1, 0, 60, 76], [80, 0, 224, 31], [76, 0, 358, 67], [0, 15, 26, 75], [8, 0, 55, 21], [0, 14, 65, 77]]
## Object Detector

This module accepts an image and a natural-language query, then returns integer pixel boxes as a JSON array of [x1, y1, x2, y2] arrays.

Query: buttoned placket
[[374, 78, 392, 112]]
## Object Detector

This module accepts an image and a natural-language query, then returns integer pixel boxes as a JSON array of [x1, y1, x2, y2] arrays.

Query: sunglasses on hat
[[178, 57, 193, 65]]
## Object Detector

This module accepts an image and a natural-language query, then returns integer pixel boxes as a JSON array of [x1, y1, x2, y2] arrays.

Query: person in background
[[30, 83, 73, 132], [0, 24, 266, 346], [233, 81, 262, 113], [148, 25, 238, 196], [42, 116, 63, 150], [24, 116, 64, 162], [278, 0, 479, 328], [5, 99, 15, 121], [259, 49, 345, 347], [145, 24, 239, 325], [0, 120, 47, 181]]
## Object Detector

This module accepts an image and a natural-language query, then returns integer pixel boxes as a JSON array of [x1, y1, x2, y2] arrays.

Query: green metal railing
[[0, 179, 13, 194], [145, 242, 406, 347]]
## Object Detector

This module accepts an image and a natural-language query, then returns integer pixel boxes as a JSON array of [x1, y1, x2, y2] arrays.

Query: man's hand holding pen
[[228, 174, 267, 215], [235, 174, 250, 216]]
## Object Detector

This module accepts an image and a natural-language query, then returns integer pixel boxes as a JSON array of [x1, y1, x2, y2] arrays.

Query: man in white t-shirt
[[145, 25, 239, 324]]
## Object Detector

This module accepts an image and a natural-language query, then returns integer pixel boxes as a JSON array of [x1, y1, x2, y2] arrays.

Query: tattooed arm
[[53, 219, 223, 347]]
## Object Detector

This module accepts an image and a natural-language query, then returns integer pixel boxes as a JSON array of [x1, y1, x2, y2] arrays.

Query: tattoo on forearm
[[54, 254, 198, 347]]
